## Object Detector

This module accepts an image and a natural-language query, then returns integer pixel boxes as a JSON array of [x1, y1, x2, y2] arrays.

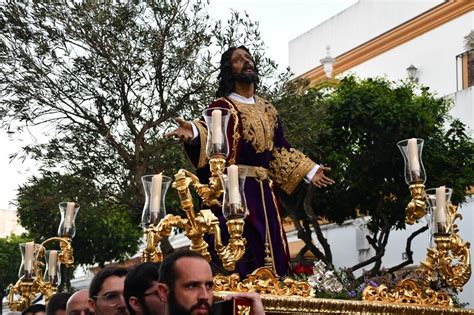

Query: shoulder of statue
[[210, 97, 233, 109], [256, 95, 275, 106], [255, 96, 278, 117], [211, 97, 240, 111]]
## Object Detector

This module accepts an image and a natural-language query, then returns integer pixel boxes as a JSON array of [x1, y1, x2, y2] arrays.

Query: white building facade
[[289, 0, 473, 306]]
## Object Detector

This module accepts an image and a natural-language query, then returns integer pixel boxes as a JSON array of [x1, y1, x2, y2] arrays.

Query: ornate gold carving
[[363, 204, 471, 308], [213, 267, 314, 297], [213, 271, 474, 314], [8, 278, 56, 311], [270, 147, 316, 194], [418, 210, 472, 291], [405, 183, 426, 225], [215, 292, 474, 314], [230, 97, 277, 153], [7, 236, 73, 311], [362, 279, 452, 307], [142, 158, 247, 271], [237, 305, 251, 315]]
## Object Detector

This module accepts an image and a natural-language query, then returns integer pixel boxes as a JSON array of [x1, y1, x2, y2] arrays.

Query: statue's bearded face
[[230, 48, 258, 84]]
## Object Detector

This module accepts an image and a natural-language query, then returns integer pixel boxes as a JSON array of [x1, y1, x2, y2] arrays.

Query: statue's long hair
[[215, 45, 260, 98]]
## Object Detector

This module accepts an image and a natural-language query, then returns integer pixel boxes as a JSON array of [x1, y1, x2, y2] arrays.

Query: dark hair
[[22, 304, 46, 315], [159, 249, 208, 289], [89, 266, 128, 299], [215, 45, 260, 98], [123, 262, 161, 315], [46, 292, 72, 315]]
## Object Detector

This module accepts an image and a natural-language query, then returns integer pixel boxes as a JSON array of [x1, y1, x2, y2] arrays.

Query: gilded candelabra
[[141, 107, 247, 271], [418, 201, 471, 292], [363, 139, 471, 306], [7, 202, 79, 311], [398, 138, 428, 225]]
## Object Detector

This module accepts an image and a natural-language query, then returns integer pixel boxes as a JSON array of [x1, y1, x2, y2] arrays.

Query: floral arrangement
[[290, 259, 469, 307]]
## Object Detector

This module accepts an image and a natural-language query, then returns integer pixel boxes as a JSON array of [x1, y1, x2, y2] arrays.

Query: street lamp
[[406, 64, 419, 82], [320, 46, 336, 78]]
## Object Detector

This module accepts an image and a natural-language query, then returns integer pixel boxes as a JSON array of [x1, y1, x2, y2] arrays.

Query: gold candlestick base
[[141, 157, 247, 271], [405, 183, 426, 225]]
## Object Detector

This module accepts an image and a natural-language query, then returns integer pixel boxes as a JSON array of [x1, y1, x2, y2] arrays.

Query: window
[[456, 49, 474, 90]]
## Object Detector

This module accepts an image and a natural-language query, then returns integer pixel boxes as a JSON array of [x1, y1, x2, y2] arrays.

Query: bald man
[[66, 289, 90, 315]]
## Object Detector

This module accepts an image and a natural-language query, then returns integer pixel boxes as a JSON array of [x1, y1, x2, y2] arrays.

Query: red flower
[[304, 265, 314, 275], [293, 263, 305, 274]]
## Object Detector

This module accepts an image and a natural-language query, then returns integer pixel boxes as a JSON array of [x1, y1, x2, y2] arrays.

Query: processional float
[[140, 104, 472, 313]]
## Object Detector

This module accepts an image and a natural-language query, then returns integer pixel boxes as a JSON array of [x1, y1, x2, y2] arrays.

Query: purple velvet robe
[[184, 96, 313, 277]]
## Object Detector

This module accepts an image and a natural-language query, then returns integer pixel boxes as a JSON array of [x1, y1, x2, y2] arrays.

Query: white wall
[[289, 0, 443, 77], [0, 209, 26, 237], [346, 12, 473, 96], [450, 87, 474, 137]]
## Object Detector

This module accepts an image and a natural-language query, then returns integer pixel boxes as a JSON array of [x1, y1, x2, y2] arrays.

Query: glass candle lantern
[[44, 249, 61, 287], [203, 107, 231, 159], [18, 242, 41, 280], [219, 165, 248, 220], [141, 174, 172, 226], [397, 138, 426, 184], [425, 186, 453, 235], [58, 202, 80, 238]]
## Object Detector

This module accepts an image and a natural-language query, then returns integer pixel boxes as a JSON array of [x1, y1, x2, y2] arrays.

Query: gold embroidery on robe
[[194, 120, 208, 168], [270, 147, 316, 195], [231, 97, 278, 153], [218, 97, 241, 165]]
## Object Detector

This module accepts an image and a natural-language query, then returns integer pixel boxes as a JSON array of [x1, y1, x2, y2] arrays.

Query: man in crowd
[[88, 266, 129, 315], [124, 262, 165, 315], [47, 292, 72, 315], [66, 289, 90, 315], [158, 249, 265, 315], [22, 304, 46, 315]]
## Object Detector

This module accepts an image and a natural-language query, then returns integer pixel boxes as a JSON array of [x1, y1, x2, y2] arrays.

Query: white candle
[[407, 138, 420, 176], [24, 241, 34, 272], [48, 250, 58, 276], [435, 186, 446, 224], [150, 173, 163, 215], [64, 202, 75, 230], [228, 165, 240, 205], [211, 109, 223, 145]]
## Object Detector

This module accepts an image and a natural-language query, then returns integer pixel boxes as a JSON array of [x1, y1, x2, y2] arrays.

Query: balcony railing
[[456, 49, 474, 91]]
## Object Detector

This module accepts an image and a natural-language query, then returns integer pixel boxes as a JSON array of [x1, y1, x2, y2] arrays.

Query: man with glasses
[[124, 262, 164, 315], [66, 289, 90, 315], [88, 266, 129, 315]]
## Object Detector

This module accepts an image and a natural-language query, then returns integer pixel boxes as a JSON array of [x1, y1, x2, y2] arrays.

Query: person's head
[[158, 250, 213, 315], [124, 262, 164, 315], [66, 289, 90, 315], [88, 266, 129, 315], [216, 45, 260, 97], [22, 304, 46, 315], [47, 292, 72, 315]]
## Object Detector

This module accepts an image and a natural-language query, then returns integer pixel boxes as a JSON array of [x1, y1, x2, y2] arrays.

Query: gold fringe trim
[[193, 120, 209, 168]]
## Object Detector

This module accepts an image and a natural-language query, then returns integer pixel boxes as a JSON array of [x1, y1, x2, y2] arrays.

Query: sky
[[208, 0, 358, 70], [0, 0, 357, 211]]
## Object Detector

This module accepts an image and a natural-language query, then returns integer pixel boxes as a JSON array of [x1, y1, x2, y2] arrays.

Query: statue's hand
[[165, 117, 194, 143], [311, 166, 336, 188]]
